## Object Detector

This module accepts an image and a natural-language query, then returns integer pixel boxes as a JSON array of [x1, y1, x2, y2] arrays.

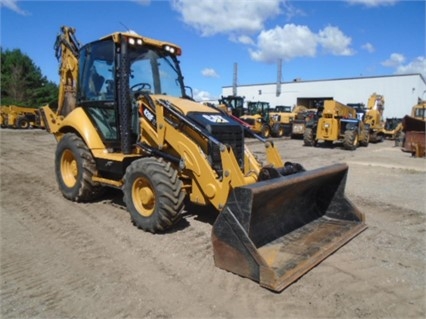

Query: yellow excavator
[[363, 93, 385, 143], [40, 26, 367, 292]]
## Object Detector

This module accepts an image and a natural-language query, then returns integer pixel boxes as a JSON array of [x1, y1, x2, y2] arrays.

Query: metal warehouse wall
[[221, 74, 426, 118]]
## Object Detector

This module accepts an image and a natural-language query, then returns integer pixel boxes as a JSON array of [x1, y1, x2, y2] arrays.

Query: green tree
[[1, 48, 58, 107]]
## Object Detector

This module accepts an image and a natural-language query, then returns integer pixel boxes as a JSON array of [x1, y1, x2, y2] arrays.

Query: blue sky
[[1, 0, 425, 101]]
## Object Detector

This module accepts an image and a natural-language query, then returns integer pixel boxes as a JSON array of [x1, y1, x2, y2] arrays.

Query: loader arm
[[139, 97, 261, 209]]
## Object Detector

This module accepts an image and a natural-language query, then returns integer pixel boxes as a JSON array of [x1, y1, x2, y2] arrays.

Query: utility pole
[[276, 58, 282, 97], [232, 63, 238, 96]]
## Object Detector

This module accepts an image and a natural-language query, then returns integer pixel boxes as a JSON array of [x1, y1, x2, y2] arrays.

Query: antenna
[[120, 22, 131, 32]]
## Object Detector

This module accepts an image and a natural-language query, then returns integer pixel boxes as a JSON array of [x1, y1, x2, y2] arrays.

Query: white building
[[221, 73, 426, 118]]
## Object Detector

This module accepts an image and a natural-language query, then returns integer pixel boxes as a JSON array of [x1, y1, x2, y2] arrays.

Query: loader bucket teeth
[[212, 163, 367, 292]]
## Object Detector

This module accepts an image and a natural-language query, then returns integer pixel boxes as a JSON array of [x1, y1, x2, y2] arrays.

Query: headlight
[[163, 45, 182, 56], [164, 45, 175, 54], [128, 37, 143, 46]]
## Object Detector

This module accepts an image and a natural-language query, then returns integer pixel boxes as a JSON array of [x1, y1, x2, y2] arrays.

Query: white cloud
[[171, 0, 353, 63], [362, 42, 375, 53], [396, 56, 426, 75], [281, 1, 306, 20], [250, 24, 317, 62], [171, 0, 282, 36], [235, 35, 255, 46], [201, 68, 219, 78], [193, 89, 216, 102], [317, 26, 355, 56], [382, 53, 406, 67], [346, 0, 398, 7], [382, 54, 426, 78], [250, 24, 354, 63], [0, 0, 29, 15]]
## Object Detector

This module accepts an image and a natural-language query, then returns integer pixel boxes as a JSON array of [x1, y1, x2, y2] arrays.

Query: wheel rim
[[354, 134, 359, 145], [132, 177, 155, 217], [61, 149, 78, 188], [264, 127, 270, 138], [20, 121, 29, 129]]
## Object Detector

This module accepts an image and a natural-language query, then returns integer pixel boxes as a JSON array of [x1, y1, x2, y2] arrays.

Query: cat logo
[[202, 114, 228, 123]]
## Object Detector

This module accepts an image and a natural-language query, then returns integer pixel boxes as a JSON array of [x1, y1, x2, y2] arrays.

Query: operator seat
[[88, 66, 105, 98]]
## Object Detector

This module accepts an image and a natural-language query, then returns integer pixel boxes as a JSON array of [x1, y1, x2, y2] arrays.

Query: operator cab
[[77, 33, 186, 152]]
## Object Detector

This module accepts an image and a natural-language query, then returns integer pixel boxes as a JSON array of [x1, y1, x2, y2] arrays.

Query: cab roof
[[99, 31, 182, 54]]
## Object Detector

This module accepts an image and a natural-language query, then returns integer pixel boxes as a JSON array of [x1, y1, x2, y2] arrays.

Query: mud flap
[[211, 163, 367, 292]]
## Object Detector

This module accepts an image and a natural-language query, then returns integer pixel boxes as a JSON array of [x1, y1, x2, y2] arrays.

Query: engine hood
[[150, 95, 221, 116]]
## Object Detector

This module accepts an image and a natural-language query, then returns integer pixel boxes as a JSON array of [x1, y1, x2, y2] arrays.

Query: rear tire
[[303, 127, 316, 146], [343, 130, 358, 150], [272, 124, 284, 137], [17, 117, 30, 129], [123, 157, 185, 233], [261, 124, 271, 138], [55, 133, 103, 201]]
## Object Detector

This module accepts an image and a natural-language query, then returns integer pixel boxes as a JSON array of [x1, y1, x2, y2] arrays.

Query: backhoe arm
[[55, 26, 80, 116]]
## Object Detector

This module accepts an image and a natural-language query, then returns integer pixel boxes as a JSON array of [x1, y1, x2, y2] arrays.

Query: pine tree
[[1, 48, 58, 107]]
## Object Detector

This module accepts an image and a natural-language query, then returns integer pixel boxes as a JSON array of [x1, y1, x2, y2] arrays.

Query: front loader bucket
[[212, 163, 366, 292]]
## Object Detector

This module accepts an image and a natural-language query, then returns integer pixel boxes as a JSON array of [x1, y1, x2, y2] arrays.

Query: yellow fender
[[41, 105, 105, 150]]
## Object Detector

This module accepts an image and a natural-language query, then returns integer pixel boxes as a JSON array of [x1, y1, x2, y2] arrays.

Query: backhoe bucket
[[212, 163, 366, 292]]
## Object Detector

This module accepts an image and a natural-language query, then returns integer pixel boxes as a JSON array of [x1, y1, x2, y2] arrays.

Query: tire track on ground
[[2, 127, 425, 319]]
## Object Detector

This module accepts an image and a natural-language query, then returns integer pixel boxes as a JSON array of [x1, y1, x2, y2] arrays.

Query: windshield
[[414, 107, 425, 118], [247, 102, 268, 115], [128, 47, 184, 98]]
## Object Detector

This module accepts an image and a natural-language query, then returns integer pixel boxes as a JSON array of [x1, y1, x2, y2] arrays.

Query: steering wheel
[[130, 82, 152, 97]]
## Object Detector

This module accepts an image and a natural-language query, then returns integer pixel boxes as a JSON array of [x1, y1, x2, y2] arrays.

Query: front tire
[[55, 133, 103, 201], [343, 130, 358, 150], [359, 131, 370, 147], [123, 157, 185, 233]]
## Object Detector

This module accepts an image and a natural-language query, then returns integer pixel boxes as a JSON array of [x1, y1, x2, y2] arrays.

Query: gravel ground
[[1, 129, 425, 319]]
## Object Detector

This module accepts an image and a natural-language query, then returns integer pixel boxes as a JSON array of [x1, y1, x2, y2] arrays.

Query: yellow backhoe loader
[[0, 105, 44, 129], [40, 26, 366, 292]]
